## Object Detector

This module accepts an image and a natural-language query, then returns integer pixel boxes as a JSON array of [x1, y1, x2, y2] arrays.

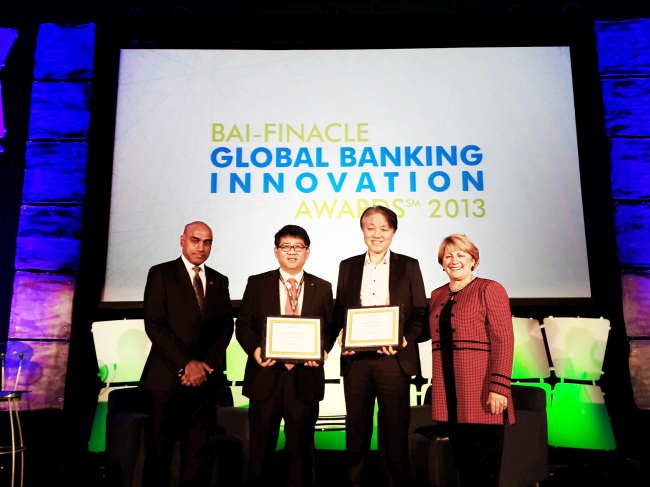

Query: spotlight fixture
[[326, 3, 339, 15], [174, 7, 191, 17], [509, 4, 526, 14], [563, 3, 580, 14], [370, 1, 383, 14], [128, 8, 145, 18]]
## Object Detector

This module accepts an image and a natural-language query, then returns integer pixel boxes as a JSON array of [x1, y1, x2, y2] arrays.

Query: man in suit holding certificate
[[336, 206, 428, 487], [142, 221, 234, 487], [236, 225, 336, 487]]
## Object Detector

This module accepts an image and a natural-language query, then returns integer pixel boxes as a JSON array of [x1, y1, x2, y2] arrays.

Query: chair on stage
[[543, 317, 616, 451], [408, 384, 548, 487], [102, 325, 251, 487], [105, 385, 248, 487]]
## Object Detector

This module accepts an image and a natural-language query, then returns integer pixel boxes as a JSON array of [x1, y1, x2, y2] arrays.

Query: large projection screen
[[103, 47, 590, 302]]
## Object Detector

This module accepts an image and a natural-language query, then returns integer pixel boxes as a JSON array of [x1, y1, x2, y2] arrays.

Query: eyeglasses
[[277, 245, 308, 253]]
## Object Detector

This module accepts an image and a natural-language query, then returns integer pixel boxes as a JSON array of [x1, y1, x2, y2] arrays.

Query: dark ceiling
[[0, 0, 649, 21]]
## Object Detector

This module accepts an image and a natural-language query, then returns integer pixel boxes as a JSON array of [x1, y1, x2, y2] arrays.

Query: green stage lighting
[[547, 382, 616, 450]]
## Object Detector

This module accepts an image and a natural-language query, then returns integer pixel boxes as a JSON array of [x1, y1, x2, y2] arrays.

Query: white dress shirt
[[279, 268, 305, 315], [181, 254, 206, 296], [360, 249, 390, 307]]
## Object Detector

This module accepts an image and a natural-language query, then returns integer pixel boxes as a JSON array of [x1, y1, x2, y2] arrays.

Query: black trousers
[[143, 388, 216, 487], [443, 422, 506, 487], [344, 354, 411, 487], [247, 367, 319, 487], [439, 298, 506, 487]]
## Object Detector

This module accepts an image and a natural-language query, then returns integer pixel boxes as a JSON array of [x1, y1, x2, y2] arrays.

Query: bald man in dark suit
[[142, 222, 234, 487]]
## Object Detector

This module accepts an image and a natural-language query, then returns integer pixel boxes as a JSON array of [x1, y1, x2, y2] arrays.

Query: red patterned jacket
[[429, 278, 515, 425]]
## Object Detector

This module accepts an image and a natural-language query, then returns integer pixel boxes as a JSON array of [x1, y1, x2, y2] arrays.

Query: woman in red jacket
[[429, 234, 514, 487]]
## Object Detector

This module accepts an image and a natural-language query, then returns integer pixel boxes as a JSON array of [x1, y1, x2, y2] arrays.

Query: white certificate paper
[[344, 306, 400, 349], [265, 317, 322, 361]]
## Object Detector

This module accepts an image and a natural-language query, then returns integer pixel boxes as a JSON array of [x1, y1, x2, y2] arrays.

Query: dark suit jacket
[[141, 257, 234, 392], [236, 269, 336, 403], [335, 251, 428, 377]]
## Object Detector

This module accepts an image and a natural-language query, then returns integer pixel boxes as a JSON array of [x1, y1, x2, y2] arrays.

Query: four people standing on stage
[[335, 206, 428, 487], [139, 219, 515, 487], [141, 221, 234, 487], [235, 225, 337, 487], [429, 234, 515, 487]]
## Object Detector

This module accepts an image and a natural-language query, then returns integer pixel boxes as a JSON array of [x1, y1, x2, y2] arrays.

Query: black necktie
[[193, 266, 204, 311]]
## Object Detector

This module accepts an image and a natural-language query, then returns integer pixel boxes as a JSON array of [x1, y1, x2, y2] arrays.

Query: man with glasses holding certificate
[[236, 225, 336, 487], [336, 206, 428, 487]]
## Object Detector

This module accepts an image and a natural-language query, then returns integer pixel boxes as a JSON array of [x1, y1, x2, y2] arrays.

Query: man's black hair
[[359, 205, 398, 231], [274, 225, 311, 248]]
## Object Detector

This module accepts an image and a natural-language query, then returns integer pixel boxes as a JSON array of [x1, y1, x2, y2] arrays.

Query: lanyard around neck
[[279, 274, 305, 313]]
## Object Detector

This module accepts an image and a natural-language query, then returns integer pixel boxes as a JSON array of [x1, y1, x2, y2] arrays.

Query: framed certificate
[[342, 306, 402, 352], [261, 316, 324, 363]]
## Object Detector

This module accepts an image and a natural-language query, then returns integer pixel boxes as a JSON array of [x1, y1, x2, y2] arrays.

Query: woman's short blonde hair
[[437, 234, 480, 270]]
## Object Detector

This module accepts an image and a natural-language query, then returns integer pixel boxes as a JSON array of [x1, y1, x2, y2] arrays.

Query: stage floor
[[1, 446, 646, 486]]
